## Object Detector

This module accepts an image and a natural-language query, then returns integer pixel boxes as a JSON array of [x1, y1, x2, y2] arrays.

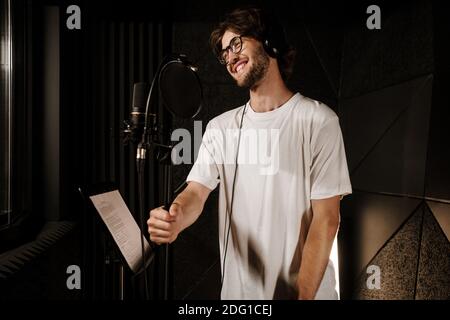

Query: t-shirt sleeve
[[310, 115, 352, 200], [186, 121, 220, 191]]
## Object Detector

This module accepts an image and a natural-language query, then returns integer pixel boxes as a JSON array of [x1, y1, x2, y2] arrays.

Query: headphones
[[261, 14, 289, 58]]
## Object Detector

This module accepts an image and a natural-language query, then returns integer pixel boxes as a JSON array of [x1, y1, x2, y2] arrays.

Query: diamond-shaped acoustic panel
[[355, 207, 423, 299], [341, 76, 427, 172], [427, 201, 450, 242], [340, 192, 421, 276], [415, 205, 450, 299], [342, 75, 432, 197]]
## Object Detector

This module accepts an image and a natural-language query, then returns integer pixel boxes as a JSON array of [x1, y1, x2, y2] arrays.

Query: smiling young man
[[147, 6, 352, 300]]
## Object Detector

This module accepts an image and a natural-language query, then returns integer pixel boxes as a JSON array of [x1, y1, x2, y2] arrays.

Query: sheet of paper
[[90, 190, 152, 273]]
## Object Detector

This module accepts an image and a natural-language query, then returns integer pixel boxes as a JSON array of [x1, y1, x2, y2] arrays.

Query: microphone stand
[[136, 57, 179, 300], [124, 54, 199, 300], [158, 145, 174, 301]]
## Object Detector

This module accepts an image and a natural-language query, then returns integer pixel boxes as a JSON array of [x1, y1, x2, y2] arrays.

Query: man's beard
[[237, 45, 270, 89]]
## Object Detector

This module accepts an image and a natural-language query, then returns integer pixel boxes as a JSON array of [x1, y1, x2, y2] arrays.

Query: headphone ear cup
[[263, 38, 278, 58], [262, 18, 287, 58]]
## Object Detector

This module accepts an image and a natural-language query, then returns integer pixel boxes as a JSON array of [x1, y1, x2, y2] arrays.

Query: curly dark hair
[[210, 6, 296, 81]]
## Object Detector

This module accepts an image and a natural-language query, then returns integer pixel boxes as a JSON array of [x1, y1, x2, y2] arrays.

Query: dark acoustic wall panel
[[340, 0, 433, 99], [355, 208, 423, 300], [60, 11, 171, 219], [415, 205, 450, 299], [83, 20, 160, 214], [425, 70, 450, 202], [294, 23, 343, 99], [425, 3, 450, 201], [286, 23, 341, 108], [344, 75, 432, 197], [338, 0, 449, 300], [341, 76, 431, 173]]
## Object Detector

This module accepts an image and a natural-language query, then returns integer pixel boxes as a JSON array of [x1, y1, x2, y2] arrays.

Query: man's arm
[[296, 195, 340, 300], [147, 181, 212, 244]]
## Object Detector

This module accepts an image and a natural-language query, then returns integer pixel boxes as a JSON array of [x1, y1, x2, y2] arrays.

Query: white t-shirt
[[186, 93, 352, 299]]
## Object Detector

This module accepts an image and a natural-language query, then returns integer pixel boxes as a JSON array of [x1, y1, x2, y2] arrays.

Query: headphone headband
[[262, 14, 289, 58]]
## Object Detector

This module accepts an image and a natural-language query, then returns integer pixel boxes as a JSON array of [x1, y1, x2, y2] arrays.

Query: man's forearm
[[172, 186, 206, 231], [296, 214, 339, 300]]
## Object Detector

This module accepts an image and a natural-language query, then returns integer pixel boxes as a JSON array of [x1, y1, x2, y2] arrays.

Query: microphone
[[131, 82, 150, 129], [122, 82, 150, 145]]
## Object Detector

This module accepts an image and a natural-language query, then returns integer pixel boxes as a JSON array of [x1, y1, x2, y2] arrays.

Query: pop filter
[[158, 55, 202, 119]]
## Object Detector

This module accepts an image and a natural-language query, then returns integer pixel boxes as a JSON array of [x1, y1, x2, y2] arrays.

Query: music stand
[[78, 183, 154, 299]]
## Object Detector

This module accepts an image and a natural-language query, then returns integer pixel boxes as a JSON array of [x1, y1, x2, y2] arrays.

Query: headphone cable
[[219, 103, 247, 298]]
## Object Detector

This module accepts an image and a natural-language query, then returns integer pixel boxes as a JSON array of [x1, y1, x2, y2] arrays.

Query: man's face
[[221, 30, 270, 89]]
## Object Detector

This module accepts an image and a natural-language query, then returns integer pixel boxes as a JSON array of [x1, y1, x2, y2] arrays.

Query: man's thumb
[[169, 202, 181, 217]]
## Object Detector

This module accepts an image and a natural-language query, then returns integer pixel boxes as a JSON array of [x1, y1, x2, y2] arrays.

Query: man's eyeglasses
[[217, 36, 243, 65]]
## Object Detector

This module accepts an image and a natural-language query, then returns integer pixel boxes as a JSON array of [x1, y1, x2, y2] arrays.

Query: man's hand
[[147, 202, 184, 244], [147, 181, 212, 245]]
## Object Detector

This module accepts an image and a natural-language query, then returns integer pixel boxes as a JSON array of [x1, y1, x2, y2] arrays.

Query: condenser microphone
[[122, 82, 150, 145], [131, 82, 150, 129]]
